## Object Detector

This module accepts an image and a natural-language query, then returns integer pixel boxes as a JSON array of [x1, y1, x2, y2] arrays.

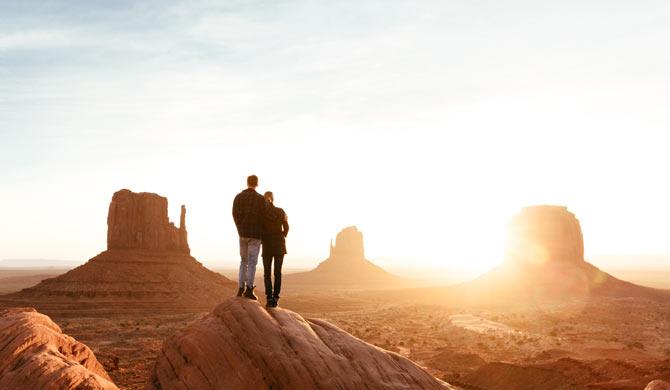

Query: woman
[[261, 191, 289, 308]]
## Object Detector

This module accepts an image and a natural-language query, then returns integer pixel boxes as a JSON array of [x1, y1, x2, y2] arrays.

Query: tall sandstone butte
[[505, 205, 584, 266], [452, 204, 667, 303], [329, 225, 365, 260], [0, 189, 235, 313], [107, 189, 190, 254], [284, 226, 406, 288]]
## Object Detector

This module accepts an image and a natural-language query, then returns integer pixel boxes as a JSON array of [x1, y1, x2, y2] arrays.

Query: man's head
[[264, 191, 274, 204], [247, 175, 258, 189]]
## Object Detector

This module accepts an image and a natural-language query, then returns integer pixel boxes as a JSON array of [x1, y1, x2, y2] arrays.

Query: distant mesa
[[107, 189, 190, 254], [505, 205, 584, 266], [454, 205, 668, 303], [329, 225, 365, 259], [285, 226, 406, 288], [0, 307, 117, 389], [0, 189, 235, 314], [317, 226, 367, 271], [150, 297, 454, 389]]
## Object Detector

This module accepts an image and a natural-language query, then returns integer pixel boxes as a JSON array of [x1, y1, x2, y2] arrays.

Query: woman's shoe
[[265, 297, 275, 307], [243, 286, 258, 300]]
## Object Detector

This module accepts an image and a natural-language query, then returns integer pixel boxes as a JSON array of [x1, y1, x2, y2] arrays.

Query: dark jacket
[[232, 188, 266, 239], [262, 204, 289, 256]]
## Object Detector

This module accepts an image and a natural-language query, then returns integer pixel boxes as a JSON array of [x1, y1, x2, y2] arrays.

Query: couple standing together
[[232, 175, 289, 308]]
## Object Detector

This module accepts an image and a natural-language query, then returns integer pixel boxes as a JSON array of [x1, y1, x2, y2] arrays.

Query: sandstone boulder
[[0, 307, 117, 390], [647, 380, 670, 390], [150, 297, 453, 390]]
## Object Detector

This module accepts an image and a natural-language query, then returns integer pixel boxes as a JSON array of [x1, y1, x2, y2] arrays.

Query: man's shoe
[[265, 297, 275, 308], [236, 287, 244, 297], [243, 286, 258, 300]]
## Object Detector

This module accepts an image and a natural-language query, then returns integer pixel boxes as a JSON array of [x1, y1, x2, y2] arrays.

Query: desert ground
[[0, 268, 69, 294], [2, 268, 669, 390]]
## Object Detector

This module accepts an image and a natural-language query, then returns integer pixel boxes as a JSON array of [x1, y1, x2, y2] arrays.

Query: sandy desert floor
[[2, 270, 670, 389], [303, 296, 670, 389], [0, 269, 67, 294], [32, 291, 669, 389]]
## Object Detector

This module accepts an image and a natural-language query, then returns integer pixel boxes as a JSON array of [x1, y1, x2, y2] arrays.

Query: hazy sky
[[1, 0, 670, 273]]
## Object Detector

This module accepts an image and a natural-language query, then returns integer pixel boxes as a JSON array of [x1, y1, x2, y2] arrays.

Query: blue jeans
[[238, 237, 261, 288]]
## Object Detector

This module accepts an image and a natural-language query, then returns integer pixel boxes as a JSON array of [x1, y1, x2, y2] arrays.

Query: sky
[[1, 0, 670, 274]]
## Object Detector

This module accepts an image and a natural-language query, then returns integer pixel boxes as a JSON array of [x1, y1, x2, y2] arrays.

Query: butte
[[0, 189, 236, 315], [284, 226, 406, 288], [456, 205, 668, 304]]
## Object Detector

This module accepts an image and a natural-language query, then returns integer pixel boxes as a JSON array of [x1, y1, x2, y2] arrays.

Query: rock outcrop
[[1, 189, 235, 313], [285, 226, 406, 288], [0, 307, 117, 390], [150, 297, 453, 390], [647, 380, 670, 390], [107, 189, 189, 254], [505, 205, 584, 266]]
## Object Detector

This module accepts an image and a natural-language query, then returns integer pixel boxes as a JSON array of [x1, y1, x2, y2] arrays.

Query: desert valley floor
[[3, 276, 669, 390]]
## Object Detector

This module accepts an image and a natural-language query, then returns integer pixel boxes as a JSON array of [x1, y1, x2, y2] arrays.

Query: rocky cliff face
[[0, 307, 117, 390], [505, 205, 584, 266], [150, 298, 452, 390], [329, 225, 365, 260], [107, 189, 189, 254]]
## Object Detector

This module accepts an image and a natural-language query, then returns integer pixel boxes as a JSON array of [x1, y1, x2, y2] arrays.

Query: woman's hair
[[264, 191, 274, 203]]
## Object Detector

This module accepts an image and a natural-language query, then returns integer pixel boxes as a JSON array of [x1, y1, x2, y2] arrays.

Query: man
[[261, 191, 289, 308], [232, 175, 266, 300]]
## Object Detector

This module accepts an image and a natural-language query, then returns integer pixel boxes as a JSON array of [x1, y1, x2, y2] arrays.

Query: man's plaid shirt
[[232, 188, 266, 239]]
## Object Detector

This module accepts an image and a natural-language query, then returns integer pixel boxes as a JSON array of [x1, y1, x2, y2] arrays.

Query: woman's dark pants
[[263, 254, 284, 298]]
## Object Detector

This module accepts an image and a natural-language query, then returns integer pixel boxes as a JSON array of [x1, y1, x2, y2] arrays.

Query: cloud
[[0, 29, 79, 51]]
